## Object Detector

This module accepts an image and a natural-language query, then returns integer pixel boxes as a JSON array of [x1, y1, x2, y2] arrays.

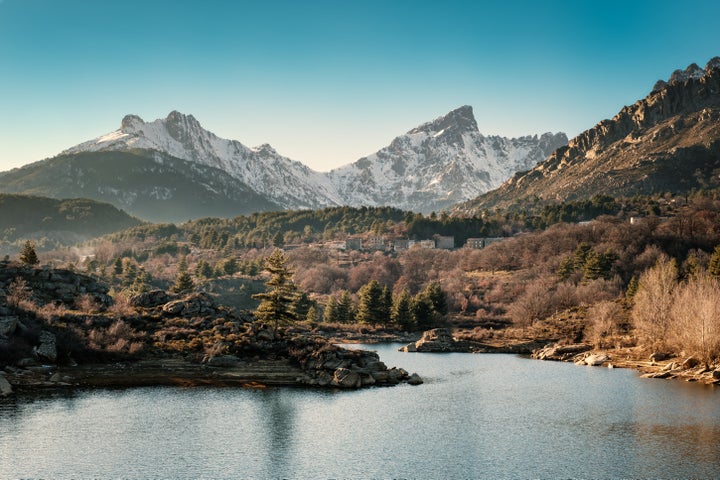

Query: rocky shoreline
[[399, 328, 720, 386], [0, 265, 423, 398]]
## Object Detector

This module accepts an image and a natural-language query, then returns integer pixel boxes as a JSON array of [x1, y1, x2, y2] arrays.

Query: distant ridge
[[453, 57, 720, 215], [0, 107, 566, 221]]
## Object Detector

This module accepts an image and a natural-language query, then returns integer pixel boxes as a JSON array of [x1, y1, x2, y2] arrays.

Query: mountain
[[62, 111, 342, 210], [0, 107, 566, 221], [328, 106, 567, 212], [454, 57, 720, 215], [0, 194, 142, 254], [0, 150, 281, 223]]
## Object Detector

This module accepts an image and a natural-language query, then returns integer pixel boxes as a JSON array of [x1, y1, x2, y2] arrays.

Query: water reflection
[[257, 390, 297, 477], [1, 348, 719, 479]]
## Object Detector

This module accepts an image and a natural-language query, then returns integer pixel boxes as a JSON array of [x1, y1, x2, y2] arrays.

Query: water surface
[[1, 345, 719, 479]]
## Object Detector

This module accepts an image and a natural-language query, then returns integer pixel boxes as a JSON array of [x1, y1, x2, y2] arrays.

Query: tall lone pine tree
[[253, 249, 299, 334]]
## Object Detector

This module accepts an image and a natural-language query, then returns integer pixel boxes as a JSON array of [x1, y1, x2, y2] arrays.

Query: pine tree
[[625, 275, 639, 303], [557, 255, 575, 281], [423, 281, 448, 315], [19, 240, 39, 265], [412, 293, 435, 331], [113, 257, 123, 275], [293, 292, 314, 319], [583, 251, 604, 281], [172, 257, 194, 293], [252, 249, 299, 334], [573, 242, 593, 270], [323, 296, 339, 323], [131, 268, 152, 293], [306, 305, 319, 323], [356, 280, 384, 325], [337, 290, 355, 323], [380, 285, 393, 324], [708, 246, 720, 278], [392, 289, 414, 330]]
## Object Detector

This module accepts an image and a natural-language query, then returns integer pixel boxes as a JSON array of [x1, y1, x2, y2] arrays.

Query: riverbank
[[397, 328, 720, 386]]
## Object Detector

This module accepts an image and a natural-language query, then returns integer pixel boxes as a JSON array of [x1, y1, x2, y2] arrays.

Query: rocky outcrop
[[455, 57, 720, 214], [532, 343, 592, 361], [295, 340, 422, 388], [0, 264, 111, 307], [33, 331, 57, 362], [0, 374, 12, 397], [400, 328, 474, 353], [129, 289, 176, 308], [162, 292, 217, 317]]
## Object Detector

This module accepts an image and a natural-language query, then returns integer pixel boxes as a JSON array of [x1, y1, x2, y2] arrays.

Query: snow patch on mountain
[[62, 107, 566, 213]]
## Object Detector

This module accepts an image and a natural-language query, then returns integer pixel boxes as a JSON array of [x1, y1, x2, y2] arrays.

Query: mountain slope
[[0, 150, 281, 223], [453, 57, 720, 215], [2, 107, 566, 219], [0, 194, 142, 253], [63, 111, 342, 210], [329, 106, 566, 213]]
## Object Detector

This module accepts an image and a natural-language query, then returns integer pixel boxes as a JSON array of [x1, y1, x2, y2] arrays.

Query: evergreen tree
[[412, 293, 435, 331], [306, 305, 319, 323], [625, 275, 639, 303], [131, 268, 152, 293], [252, 249, 299, 334], [423, 281, 448, 315], [293, 292, 314, 319], [323, 296, 339, 323], [19, 240, 39, 265], [380, 285, 393, 323], [272, 231, 284, 248], [113, 257, 123, 275], [195, 260, 214, 279], [708, 246, 720, 278], [583, 251, 604, 281], [356, 280, 384, 325], [557, 255, 575, 281], [172, 257, 194, 293], [573, 242, 593, 270], [337, 290, 355, 323], [392, 289, 414, 330]]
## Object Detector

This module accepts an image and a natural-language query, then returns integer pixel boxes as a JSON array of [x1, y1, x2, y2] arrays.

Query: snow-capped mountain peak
[[408, 105, 479, 136], [61, 108, 566, 214]]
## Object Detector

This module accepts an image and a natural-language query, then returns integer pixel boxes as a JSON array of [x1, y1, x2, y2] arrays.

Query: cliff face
[[454, 58, 720, 214]]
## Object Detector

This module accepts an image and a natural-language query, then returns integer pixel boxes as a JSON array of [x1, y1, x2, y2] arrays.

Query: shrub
[[585, 301, 625, 348]]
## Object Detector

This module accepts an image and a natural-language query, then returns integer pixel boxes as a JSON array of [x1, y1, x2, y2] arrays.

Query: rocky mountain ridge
[[454, 57, 720, 215], [25, 106, 566, 217]]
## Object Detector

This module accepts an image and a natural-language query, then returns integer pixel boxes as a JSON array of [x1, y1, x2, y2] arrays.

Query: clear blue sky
[[1, 0, 719, 172]]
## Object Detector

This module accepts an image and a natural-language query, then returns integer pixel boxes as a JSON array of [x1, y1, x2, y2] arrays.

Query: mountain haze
[[454, 57, 720, 215], [0, 108, 565, 221]]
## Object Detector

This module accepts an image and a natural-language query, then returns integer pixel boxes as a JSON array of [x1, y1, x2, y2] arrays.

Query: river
[[1, 344, 719, 479]]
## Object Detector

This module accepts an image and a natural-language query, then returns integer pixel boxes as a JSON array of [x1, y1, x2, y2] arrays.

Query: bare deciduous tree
[[631, 256, 677, 350]]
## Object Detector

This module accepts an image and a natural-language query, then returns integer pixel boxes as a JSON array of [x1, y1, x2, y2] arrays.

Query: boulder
[[583, 354, 611, 366], [712, 370, 720, 381], [682, 356, 701, 370], [649, 352, 670, 363], [0, 316, 18, 336], [129, 289, 175, 308], [204, 355, 241, 367], [407, 373, 424, 385], [0, 375, 12, 397], [333, 368, 361, 388], [33, 331, 57, 362], [532, 343, 592, 361], [163, 293, 216, 317], [402, 328, 472, 353]]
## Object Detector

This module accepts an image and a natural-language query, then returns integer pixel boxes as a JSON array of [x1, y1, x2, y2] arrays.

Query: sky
[[1, 0, 719, 172]]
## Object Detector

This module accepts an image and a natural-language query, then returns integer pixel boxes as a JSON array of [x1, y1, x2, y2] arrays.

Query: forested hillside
[[0, 194, 141, 254]]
